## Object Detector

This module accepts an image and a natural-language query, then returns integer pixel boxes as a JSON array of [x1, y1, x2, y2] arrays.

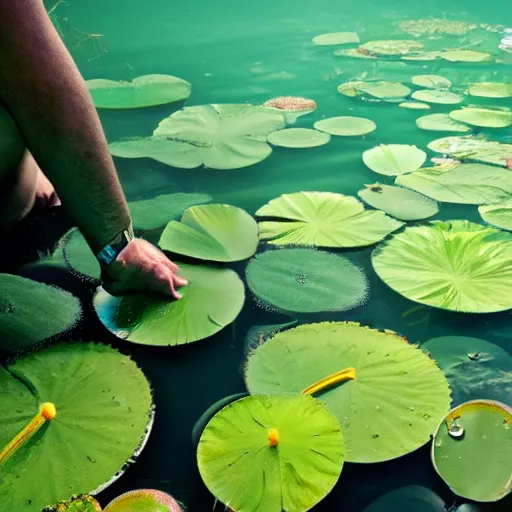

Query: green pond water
[[30, 0, 512, 510]]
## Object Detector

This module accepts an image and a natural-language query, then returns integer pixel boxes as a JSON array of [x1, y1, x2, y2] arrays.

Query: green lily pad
[[401, 51, 441, 61], [312, 32, 360, 45], [334, 48, 378, 59], [432, 400, 512, 502], [422, 336, 512, 406], [104, 490, 183, 511], [256, 191, 404, 248], [129, 192, 213, 231], [266, 128, 331, 148], [63, 229, 101, 279], [0, 274, 81, 352], [109, 136, 203, 169], [396, 163, 512, 204], [197, 394, 345, 512], [398, 101, 431, 110], [338, 81, 412, 100], [411, 89, 464, 105], [416, 113, 471, 132], [399, 19, 477, 37], [372, 220, 512, 313], [412, 75, 452, 89], [313, 116, 376, 136], [94, 263, 245, 345], [440, 50, 492, 63], [245, 248, 368, 314], [87, 74, 191, 109], [363, 486, 446, 512], [357, 183, 439, 221], [449, 107, 512, 128], [43, 495, 102, 512], [0, 343, 153, 512], [468, 82, 512, 98], [359, 40, 424, 56], [245, 322, 451, 463], [153, 104, 285, 170], [362, 144, 427, 176], [243, 320, 298, 356], [479, 201, 512, 230], [159, 204, 258, 262]]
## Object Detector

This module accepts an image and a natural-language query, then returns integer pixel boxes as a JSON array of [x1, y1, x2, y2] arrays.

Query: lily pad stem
[[302, 368, 356, 396]]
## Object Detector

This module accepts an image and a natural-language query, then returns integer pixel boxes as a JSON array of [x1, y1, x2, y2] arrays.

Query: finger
[[165, 258, 180, 272], [156, 275, 181, 299], [173, 275, 188, 287]]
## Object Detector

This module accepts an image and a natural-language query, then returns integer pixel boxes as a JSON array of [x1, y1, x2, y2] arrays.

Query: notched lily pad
[[338, 80, 411, 101], [416, 113, 471, 133], [363, 144, 427, 176]]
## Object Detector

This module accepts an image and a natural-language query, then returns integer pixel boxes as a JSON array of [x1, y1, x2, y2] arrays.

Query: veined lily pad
[[266, 128, 330, 148], [159, 204, 258, 262], [245, 248, 368, 314], [197, 394, 344, 512], [363, 144, 427, 176], [0, 274, 81, 352], [449, 107, 512, 128], [440, 50, 492, 63], [63, 229, 101, 279], [104, 490, 183, 511], [256, 191, 404, 248], [412, 75, 452, 89], [399, 101, 431, 110], [479, 201, 512, 230], [334, 48, 377, 60], [411, 89, 464, 105], [313, 116, 376, 136], [396, 163, 512, 204], [357, 183, 438, 221], [0, 343, 153, 512], [359, 40, 424, 56], [245, 322, 451, 463], [372, 220, 512, 313], [432, 400, 512, 502], [243, 320, 298, 357], [423, 336, 512, 406], [338, 81, 411, 100], [468, 82, 512, 98], [153, 104, 285, 170], [416, 113, 471, 132], [95, 263, 244, 345], [363, 486, 446, 512], [87, 75, 191, 109], [312, 32, 360, 45]]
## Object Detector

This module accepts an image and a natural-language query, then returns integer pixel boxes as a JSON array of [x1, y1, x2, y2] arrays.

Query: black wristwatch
[[95, 224, 135, 272]]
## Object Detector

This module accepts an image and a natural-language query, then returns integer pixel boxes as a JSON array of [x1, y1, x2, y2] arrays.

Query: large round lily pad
[[357, 183, 438, 221], [245, 322, 451, 463], [468, 82, 512, 98], [153, 104, 285, 170], [159, 204, 258, 262], [449, 107, 512, 128], [266, 128, 330, 148], [440, 50, 492, 63], [338, 81, 411, 101], [479, 201, 512, 230], [245, 248, 368, 314], [372, 220, 512, 313], [197, 394, 345, 512], [411, 89, 464, 105], [0, 343, 153, 512], [63, 229, 101, 279], [314, 116, 376, 136], [312, 32, 360, 45], [396, 163, 512, 204], [104, 490, 183, 512], [362, 144, 427, 176], [423, 336, 512, 406], [94, 263, 245, 345], [411, 75, 452, 89], [87, 74, 191, 109], [256, 191, 404, 248], [0, 274, 81, 352], [432, 400, 512, 502], [416, 113, 471, 133], [359, 40, 424, 56], [363, 486, 446, 512]]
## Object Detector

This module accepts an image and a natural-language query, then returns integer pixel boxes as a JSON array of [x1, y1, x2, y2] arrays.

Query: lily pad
[[359, 40, 424, 56], [479, 201, 512, 230], [416, 113, 471, 132], [396, 163, 512, 204], [357, 183, 439, 221], [197, 394, 345, 512], [312, 32, 360, 45], [402, 51, 441, 61], [153, 104, 285, 170], [129, 192, 213, 231], [412, 75, 452, 89], [0, 273, 81, 352], [432, 400, 512, 502], [87, 74, 191, 109], [313, 116, 376, 136], [362, 144, 427, 176], [440, 50, 492, 63], [256, 191, 404, 248], [411, 89, 464, 105], [422, 336, 512, 406], [338, 81, 411, 101], [449, 107, 512, 128], [372, 220, 512, 313], [104, 490, 183, 512], [245, 248, 368, 314], [63, 229, 101, 279], [243, 320, 298, 357], [468, 82, 512, 98], [94, 263, 245, 345], [399, 101, 431, 110], [363, 486, 446, 512], [0, 343, 153, 512], [245, 322, 451, 463], [159, 204, 258, 262], [266, 128, 331, 148], [399, 19, 477, 37]]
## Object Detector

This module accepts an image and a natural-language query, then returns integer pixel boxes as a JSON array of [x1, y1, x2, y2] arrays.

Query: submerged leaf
[[363, 486, 446, 512], [362, 144, 427, 176]]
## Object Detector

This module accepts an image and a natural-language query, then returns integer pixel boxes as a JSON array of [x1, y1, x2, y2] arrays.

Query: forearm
[[0, 0, 130, 252]]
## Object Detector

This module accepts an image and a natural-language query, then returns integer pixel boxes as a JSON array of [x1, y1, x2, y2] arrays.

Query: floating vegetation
[[87, 75, 191, 109], [94, 263, 245, 345], [468, 82, 512, 98], [313, 116, 376, 136], [401, 51, 441, 61], [372, 220, 512, 313], [449, 107, 512, 128], [245, 322, 451, 462], [363, 486, 446, 512], [359, 39, 424, 56], [399, 18, 477, 37], [478, 201, 512, 230], [312, 32, 360, 46], [411, 89, 464, 105], [103, 489, 184, 511], [398, 101, 431, 109], [411, 74, 452, 89], [256, 191, 403, 248], [432, 400, 512, 502], [362, 144, 427, 176], [63, 228, 101, 279], [245, 249, 368, 314], [266, 127, 330, 148], [338, 80, 411, 101], [440, 50, 492, 63], [43, 495, 102, 512], [263, 96, 317, 124], [416, 113, 471, 132], [334, 48, 377, 59]]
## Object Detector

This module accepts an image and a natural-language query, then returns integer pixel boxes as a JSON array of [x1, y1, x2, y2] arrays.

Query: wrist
[[95, 222, 134, 272]]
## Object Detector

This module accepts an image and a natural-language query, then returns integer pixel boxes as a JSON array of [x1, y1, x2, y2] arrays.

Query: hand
[[102, 238, 188, 298]]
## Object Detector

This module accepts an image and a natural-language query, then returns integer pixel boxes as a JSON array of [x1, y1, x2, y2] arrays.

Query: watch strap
[[95, 224, 134, 269]]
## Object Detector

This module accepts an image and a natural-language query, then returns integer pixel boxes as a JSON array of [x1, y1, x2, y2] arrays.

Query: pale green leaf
[[468, 82, 512, 98], [449, 107, 512, 128], [312, 32, 360, 45], [363, 144, 427, 176], [479, 201, 512, 230], [359, 40, 424, 56], [411, 89, 464, 105], [313, 116, 376, 136], [267, 128, 330, 148]]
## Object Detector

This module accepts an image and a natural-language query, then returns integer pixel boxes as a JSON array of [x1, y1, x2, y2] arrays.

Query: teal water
[[46, 1, 512, 510]]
